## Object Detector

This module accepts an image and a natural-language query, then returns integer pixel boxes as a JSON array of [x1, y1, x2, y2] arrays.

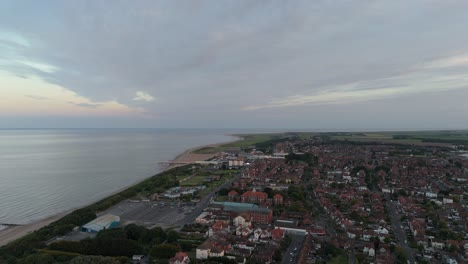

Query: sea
[[0, 129, 237, 227]]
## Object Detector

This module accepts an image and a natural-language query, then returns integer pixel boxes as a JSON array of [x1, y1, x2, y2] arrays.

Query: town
[[1, 133, 467, 264]]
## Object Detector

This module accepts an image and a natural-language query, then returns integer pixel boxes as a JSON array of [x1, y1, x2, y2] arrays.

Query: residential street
[[281, 234, 305, 264], [385, 194, 415, 264]]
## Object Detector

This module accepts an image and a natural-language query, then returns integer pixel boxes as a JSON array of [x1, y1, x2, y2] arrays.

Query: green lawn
[[178, 175, 207, 186]]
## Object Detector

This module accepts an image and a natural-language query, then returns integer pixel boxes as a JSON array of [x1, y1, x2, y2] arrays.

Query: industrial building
[[81, 214, 120, 233]]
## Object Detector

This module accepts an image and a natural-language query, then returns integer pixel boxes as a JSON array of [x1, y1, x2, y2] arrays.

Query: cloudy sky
[[1, 0, 468, 130]]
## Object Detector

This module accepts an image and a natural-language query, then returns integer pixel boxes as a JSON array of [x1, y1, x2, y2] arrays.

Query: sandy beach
[[0, 136, 242, 247], [0, 211, 71, 247], [166, 136, 241, 167]]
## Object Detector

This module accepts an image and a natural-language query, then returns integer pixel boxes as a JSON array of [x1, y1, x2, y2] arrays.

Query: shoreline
[[0, 135, 243, 247], [0, 211, 71, 247]]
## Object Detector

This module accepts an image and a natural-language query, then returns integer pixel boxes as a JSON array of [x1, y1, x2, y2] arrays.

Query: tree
[[49, 240, 88, 254], [97, 228, 127, 240], [69, 256, 122, 264], [96, 238, 140, 257], [290, 201, 304, 211], [395, 246, 407, 264], [218, 188, 230, 196], [150, 244, 179, 259], [273, 248, 282, 262], [17, 253, 55, 264], [280, 236, 292, 250], [141, 227, 166, 244], [124, 224, 146, 241], [166, 230, 180, 243], [264, 187, 273, 198]]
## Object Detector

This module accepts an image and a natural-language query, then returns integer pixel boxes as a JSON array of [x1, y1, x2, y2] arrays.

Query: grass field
[[319, 130, 468, 145], [193, 133, 283, 154], [177, 175, 207, 186], [196, 130, 468, 155]]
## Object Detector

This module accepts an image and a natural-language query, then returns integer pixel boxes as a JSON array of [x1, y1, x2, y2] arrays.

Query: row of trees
[[285, 153, 319, 166]]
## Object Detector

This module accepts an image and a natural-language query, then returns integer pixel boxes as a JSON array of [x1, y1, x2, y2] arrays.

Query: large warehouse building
[[81, 214, 120, 233]]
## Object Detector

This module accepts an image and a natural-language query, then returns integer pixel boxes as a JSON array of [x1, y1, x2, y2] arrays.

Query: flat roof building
[[81, 214, 120, 233]]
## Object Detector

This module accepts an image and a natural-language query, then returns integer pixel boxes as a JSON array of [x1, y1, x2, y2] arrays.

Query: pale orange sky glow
[[0, 71, 145, 117]]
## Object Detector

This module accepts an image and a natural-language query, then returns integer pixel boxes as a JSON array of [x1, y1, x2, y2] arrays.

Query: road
[[281, 234, 305, 264], [176, 172, 241, 227], [385, 194, 416, 264]]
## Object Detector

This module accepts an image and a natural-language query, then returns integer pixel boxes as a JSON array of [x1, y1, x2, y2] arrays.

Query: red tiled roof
[[274, 194, 283, 199], [169, 252, 188, 263], [271, 227, 284, 240], [241, 190, 267, 198]]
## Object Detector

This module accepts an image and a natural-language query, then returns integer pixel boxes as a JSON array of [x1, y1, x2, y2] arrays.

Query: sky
[[1, 0, 468, 130]]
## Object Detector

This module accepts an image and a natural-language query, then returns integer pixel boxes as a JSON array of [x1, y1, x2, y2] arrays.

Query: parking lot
[[103, 200, 196, 229]]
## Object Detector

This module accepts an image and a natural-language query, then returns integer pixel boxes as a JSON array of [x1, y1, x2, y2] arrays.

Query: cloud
[[1, 1, 468, 128], [243, 72, 468, 110], [419, 53, 468, 69], [17, 60, 58, 73], [0, 29, 30, 47], [68, 102, 101, 108], [25, 95, 49, 100], [133, 91, 154, 102]]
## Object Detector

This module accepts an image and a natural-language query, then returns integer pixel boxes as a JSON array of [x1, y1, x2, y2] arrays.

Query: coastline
[[0, 211, 71, 247], [0, 135, 242, 247]]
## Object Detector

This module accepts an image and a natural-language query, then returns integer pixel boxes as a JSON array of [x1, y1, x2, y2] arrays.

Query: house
[[409, 218, 425, 237], [363, 246, 375, 257], [431, 240, 444, 250], [273, 194, 284, 205], [209, 248, 225, 257], [309, 228, 326, 236], [382, 188, 392, 194], [271, 227, 285, 240], [425, 192, 437, 198], [169, 252, 190, 264], [240, 189, 268, 204], [228, 190, 239, 201], [347, 232, 357, 239], [196, 237, 231, 259], [256, 247, 275, 263], [362, 230, 373, 241], [233, 214, 250, 227], [260, 229, 271, 240], [212, 220, 230, 232], [374, 227, 389, 235], [196, 241, 211, 259], [443, 197, 454, 204], [249, 209, 273, 224], [236, 225, 253, 237], [195, 212, 213, 225], [132, 255, 145, 261], [207, 228, 214, 238], [209, 201, 273, 224]]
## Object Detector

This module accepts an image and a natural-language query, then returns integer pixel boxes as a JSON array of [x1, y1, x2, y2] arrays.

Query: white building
[[443, 198, 453, 204], [425, 192, 438, 198]]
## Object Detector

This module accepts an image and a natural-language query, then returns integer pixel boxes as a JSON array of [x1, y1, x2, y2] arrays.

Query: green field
[[177, 175, 207, 186], [193, 133, 283, 154], [317, 130, 468, 145], [196, 130, 468, 155]]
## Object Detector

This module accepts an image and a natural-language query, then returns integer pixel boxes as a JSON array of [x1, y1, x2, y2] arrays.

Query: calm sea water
[[0, 129, 236, 225]]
